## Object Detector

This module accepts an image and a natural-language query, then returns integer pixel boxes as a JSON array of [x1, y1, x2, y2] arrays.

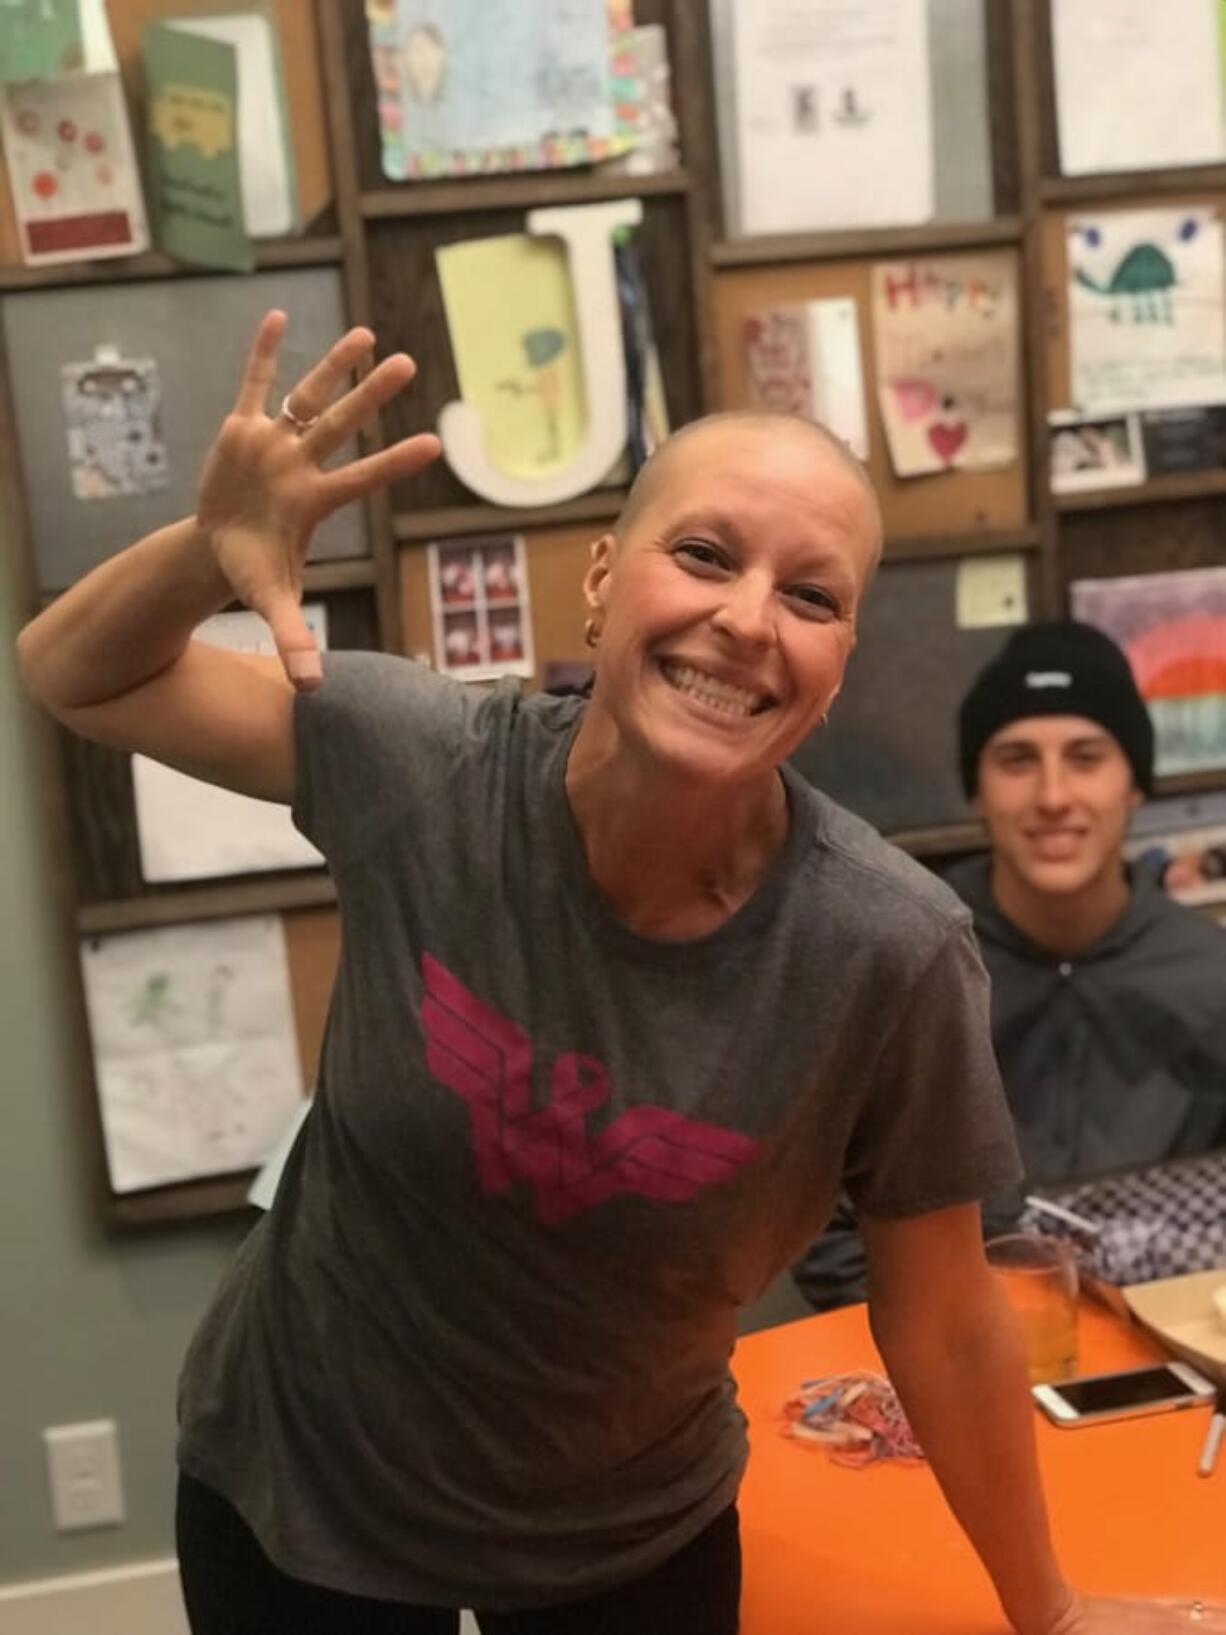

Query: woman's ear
[[582, 532, 617, 615]]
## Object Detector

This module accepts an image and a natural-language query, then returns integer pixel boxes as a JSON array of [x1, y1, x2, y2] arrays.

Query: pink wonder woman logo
[[421, 954, 761, 1225]]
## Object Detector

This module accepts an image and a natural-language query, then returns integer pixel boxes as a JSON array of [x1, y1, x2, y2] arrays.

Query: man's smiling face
[[975, 715, 1141, 901]]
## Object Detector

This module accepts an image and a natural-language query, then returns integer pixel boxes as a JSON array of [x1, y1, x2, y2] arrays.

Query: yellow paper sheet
[[436, 233, 588, 481], [955, 555, 1027, 630]]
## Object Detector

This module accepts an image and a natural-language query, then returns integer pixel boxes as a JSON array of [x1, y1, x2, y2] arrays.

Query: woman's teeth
[[661, 661, 764, 717]]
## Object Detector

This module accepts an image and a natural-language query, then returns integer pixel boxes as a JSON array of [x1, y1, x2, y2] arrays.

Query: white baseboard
[[0, 1560, 480, 1635], [0, 1559, 188, 1635]]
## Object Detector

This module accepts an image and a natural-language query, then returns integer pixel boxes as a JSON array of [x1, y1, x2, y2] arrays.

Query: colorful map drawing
[[1071, 567, 1226, 776], [366, 0, 632, 180]]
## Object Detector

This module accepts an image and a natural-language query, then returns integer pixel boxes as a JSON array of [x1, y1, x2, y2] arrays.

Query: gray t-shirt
[[176, 652, 1021, 1610]]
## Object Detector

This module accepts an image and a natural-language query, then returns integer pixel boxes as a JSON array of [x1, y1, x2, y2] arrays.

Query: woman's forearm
[[16, 517, 232, 713], [872, 1280, 1075, 1635]]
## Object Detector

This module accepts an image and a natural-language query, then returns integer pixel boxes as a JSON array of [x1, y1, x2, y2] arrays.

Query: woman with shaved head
[[17, 318, 1219, 1635]]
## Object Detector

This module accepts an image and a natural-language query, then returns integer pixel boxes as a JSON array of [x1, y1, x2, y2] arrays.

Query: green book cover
[[0, 0, 84, 84], [168, 9, 299, 238], [144, 20, 252, 273]]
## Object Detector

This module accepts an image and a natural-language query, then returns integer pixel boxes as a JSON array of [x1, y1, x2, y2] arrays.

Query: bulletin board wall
[[279, 907, 340, 1099], [791, 555, 1038, 838], [0, 0, 721, 1225], [711, 256, 1030, 542], [365, 197, 706, 518], [400, 522, 594, 689], [5, 0, 1225, 1226], [0, 0, 333, 262], [4, 269, 365, 591]]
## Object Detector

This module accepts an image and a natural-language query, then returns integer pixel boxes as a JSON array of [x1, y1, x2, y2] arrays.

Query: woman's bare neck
[[564, 715, 789, 939]]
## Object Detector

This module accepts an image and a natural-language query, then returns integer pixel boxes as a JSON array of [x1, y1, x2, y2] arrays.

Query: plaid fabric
[[1019, 1149, 1226, 1286]]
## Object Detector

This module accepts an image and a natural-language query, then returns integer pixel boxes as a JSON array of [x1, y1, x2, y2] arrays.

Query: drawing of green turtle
[[1071, 215, 1201, 324]]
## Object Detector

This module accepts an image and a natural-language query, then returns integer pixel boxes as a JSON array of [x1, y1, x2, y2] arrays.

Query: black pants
[[176, 1472, 741, 1635]]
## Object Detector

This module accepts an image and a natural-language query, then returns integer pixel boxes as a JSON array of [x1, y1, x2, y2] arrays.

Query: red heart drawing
[[928, 420, 968, 464]]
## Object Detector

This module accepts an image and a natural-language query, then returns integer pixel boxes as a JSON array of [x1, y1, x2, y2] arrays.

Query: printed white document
[[1053, 0, 1225, 177], [728, 0, 933, 236], [131, 606, 327, 882]]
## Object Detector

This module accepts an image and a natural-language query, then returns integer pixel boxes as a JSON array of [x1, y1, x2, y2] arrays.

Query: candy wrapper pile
[[781, 1371, 925, 1467]]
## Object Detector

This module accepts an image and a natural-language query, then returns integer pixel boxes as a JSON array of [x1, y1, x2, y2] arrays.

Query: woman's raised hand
[[195, 310, 440, 689]]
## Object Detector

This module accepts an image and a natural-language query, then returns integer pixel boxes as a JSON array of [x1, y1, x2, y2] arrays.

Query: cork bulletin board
[[711, 253, 1030, 543]]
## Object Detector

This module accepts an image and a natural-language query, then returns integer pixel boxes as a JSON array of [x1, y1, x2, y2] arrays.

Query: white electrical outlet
[[43, 1419, 125, 1532]]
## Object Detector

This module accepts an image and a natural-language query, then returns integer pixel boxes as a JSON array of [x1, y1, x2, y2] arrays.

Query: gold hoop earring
[[584, 617, 600, 649]]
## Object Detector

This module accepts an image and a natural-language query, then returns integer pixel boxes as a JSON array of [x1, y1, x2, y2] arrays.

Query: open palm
[[196, 310, 440, 686]]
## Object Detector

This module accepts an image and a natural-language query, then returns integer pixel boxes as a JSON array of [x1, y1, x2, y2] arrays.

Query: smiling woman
[[14, 315, 1212, 1635], [562, 418, 879, 937]]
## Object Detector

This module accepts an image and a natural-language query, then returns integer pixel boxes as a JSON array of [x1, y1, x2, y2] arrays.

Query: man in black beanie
[[794, 619, 1226, 1312], [952, 619, 1155, 967]]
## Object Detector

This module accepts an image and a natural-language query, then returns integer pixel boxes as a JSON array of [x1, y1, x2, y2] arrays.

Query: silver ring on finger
[[279, 393, 320, 434]]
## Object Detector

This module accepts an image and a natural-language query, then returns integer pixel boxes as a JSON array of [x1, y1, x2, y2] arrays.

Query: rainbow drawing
[[1071, 568, 1226, 777]]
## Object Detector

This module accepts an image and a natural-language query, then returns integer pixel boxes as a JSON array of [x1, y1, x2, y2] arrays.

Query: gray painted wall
[[0, 548, 249, 1585]]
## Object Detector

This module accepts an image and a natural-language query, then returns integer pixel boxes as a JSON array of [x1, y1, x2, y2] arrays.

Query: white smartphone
[[1033, 1361, 1217, 1427]]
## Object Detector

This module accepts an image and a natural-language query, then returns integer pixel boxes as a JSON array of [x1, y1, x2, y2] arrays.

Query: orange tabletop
[[732, 1302, 1226, 1635]]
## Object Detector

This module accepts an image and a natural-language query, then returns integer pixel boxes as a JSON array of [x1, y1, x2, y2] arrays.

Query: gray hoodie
[[794, 854, 1226, 1311], [943, 854, 1226, 1182]]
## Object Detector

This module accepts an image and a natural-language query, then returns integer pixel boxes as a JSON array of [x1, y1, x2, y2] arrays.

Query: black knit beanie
[[959, 620, 1155, 798]]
